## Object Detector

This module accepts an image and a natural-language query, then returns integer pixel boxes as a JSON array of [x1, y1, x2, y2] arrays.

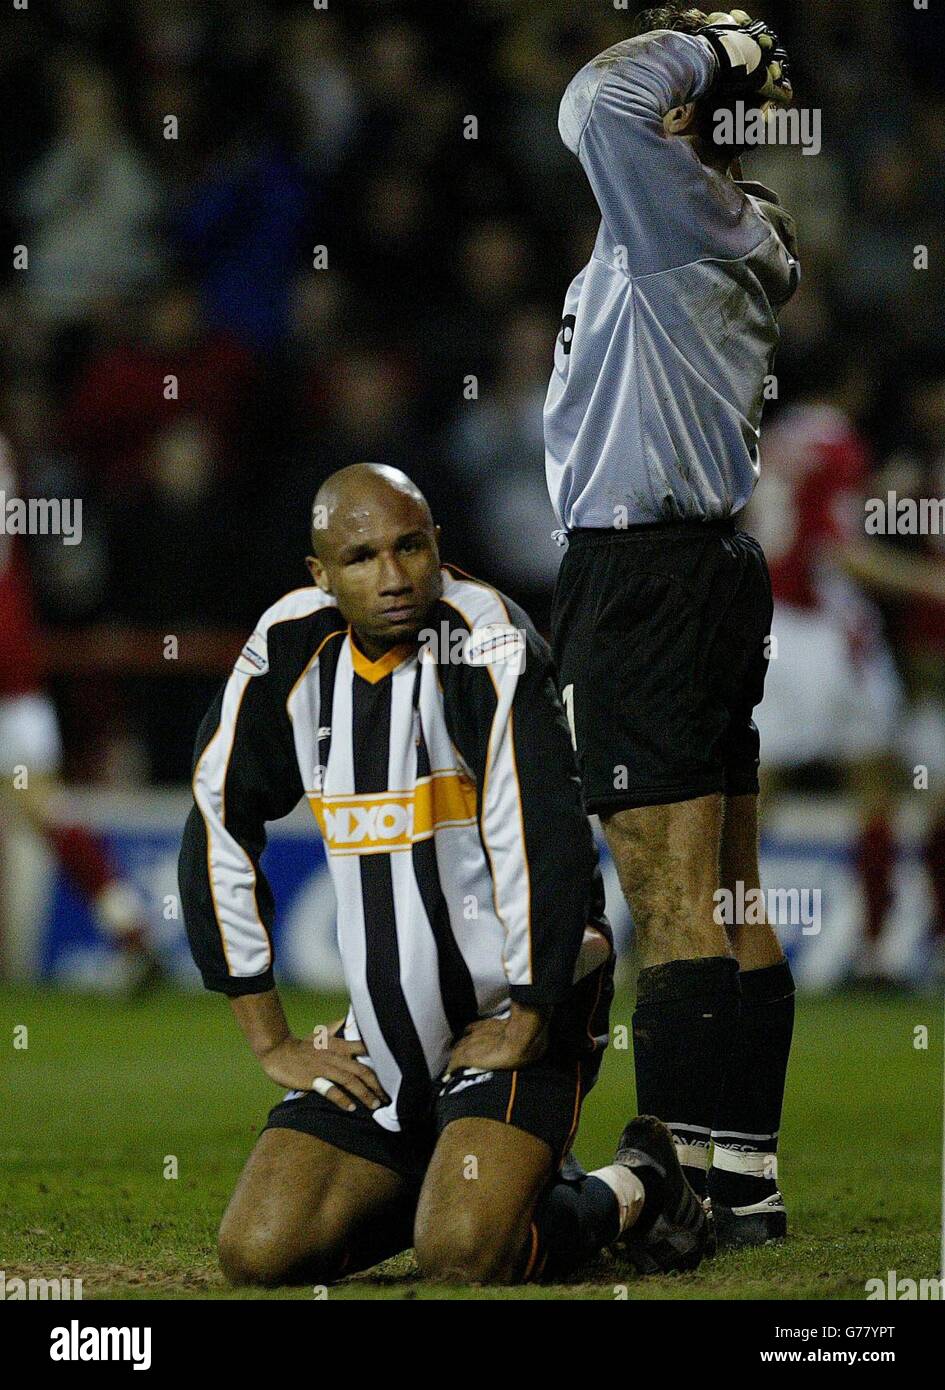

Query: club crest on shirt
[[235, 630, 269, 676]]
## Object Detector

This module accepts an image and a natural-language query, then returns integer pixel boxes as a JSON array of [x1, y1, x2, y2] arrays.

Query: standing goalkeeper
[[545, 7, 799, 1245]]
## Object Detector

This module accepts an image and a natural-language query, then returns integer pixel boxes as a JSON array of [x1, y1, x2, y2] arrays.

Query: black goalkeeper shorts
[[551, 519, 773, 815]]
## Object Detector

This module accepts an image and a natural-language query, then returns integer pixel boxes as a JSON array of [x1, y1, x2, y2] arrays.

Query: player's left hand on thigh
[[447, 1002, 550, 1073]]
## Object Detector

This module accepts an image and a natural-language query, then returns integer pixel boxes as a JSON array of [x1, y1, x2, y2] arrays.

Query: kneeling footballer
[[179, 463, 711, 1285]]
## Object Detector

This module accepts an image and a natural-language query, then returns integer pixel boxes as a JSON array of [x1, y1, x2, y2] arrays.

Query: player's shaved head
[[306, 462, 442, 660], [310, 462, 433, 559]]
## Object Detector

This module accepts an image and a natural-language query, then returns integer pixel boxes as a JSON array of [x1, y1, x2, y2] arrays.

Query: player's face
[[309, 494, 442, 655]]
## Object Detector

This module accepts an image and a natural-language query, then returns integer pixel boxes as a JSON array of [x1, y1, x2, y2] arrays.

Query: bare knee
[[218, 1211, 339, 1287], [415, 1210, 517, 1285], [219, 1223, 286, 1287]]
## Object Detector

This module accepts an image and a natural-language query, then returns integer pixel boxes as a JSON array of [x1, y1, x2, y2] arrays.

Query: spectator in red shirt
[[67, 278, 254, 497]]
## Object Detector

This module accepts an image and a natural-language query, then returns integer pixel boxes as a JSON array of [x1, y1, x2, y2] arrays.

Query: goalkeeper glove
[[698, 10, 793, 105]]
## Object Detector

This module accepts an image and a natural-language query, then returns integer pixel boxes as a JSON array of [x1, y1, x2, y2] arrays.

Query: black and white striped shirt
[[179, 568, 605, 1132]]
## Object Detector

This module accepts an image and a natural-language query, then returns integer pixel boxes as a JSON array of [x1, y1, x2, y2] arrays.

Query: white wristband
[[719, 31, 762, 74]]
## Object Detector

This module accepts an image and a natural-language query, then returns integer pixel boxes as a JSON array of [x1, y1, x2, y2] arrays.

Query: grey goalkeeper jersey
[[544, 31, 801, 530]]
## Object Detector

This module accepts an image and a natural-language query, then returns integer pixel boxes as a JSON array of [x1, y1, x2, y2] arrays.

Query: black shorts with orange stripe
[[263, 1049, 601, 1190], [264, 952, 614, 1189]]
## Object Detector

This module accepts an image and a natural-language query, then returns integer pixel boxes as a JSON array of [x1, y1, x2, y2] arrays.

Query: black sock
[[633, 956, 741, 1198], [524, 1175, 621, 1281], [709, 958, 795, 1208]]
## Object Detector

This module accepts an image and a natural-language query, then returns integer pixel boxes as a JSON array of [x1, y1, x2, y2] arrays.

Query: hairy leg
[[414, 1119, 553, 1284], [601, 793, 727, 966], [602, 794, 737, 1194], [219, 1128, 411, 1286], [719, 793, 783, 968]]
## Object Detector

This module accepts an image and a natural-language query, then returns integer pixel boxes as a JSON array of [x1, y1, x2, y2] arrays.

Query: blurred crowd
[[1, 0, 944, 786]]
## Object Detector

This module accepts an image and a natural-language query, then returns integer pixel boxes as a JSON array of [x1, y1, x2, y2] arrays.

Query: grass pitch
[[1, 985, 940, 1300]]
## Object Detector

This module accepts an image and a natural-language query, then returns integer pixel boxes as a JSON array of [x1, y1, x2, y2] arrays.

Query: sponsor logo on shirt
[[308, 771, 477, 856]]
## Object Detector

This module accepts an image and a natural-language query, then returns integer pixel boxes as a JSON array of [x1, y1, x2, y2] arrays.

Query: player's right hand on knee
[[259, 1025, 389, 1112], [699, 11, 792, 105]]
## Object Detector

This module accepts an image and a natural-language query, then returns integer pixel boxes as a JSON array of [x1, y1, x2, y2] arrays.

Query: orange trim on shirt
[[348, 629, 415, 684]]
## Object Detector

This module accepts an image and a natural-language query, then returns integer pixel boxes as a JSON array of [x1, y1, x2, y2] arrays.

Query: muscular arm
[[179, 597, 392, 1108], [229, 987, 292, 1059], [444, 617, 608, 1070], [228, 989, 388, 1111]]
